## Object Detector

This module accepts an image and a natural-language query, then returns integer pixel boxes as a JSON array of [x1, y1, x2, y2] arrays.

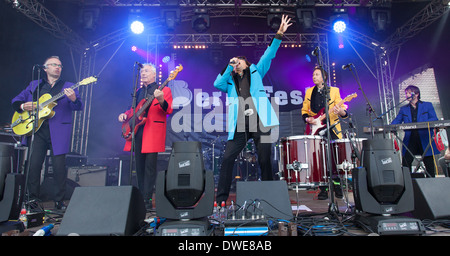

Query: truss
[[7, 0, 449, 154], [7, 0, 87, 53]]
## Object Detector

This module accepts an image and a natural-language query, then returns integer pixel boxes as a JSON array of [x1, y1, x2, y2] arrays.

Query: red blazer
[[123, 86, 173, 153]]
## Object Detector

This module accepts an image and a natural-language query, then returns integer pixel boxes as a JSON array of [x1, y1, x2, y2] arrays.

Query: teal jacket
[[214, 38, 281, 140]]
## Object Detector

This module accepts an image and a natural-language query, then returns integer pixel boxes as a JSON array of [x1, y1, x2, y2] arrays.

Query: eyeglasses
[[46, 63, 63, 68]]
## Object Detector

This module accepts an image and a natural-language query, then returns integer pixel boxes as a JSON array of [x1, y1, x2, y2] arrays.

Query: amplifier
[[67, 166, 108, 187]]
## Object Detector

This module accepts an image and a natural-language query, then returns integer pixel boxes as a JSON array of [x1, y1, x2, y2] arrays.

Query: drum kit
[[202, 136, 260, 182], [278, 134, 366, 197]]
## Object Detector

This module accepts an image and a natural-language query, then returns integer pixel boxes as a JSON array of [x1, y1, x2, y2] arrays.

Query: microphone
[[135, 62, 144, 68], [407, 92, 415, 99], [34, 64, 46, 70], [342, 63, 353, 70], [319, 122, 339, 136], [311, 46, 319, 56]]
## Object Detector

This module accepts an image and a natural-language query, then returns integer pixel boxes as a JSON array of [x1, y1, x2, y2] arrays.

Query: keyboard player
[[391, 85, 440, 177]]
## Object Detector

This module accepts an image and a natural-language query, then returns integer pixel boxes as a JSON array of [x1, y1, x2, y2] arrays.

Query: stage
[[4, 180, 449, 237]]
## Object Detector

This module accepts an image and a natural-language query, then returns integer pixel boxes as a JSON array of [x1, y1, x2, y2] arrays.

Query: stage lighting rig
[[129, 9, 144, 35], [296, 0, 316, 31], [330, 8, 348, 33], [192, 8, 210, 33], [161, 0, 180, 31], [267, 8, 283, 32], [370, 3, 392, 32]]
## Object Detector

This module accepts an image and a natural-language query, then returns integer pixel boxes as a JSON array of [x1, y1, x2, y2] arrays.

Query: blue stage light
[[130, 20, 144, 34], [333, 20, 346, 33]]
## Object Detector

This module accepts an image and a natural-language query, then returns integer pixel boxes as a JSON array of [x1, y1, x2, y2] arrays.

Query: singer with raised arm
[[301, 66, 349, 200], [11, 56, 83, 210], [391, 85, 440, 177], [118, 63, 173, 210], [213, 14, 292, 206]]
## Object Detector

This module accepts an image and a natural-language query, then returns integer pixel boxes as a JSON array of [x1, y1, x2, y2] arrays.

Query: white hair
[[143, 63, 156, 74]]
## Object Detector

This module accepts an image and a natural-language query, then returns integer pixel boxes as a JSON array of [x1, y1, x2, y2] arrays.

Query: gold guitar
[[11, 76, 97, 136]]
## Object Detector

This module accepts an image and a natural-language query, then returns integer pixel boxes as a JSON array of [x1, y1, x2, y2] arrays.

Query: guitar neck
[[135, 79, 170, 117], [40, 82, 82, 108]]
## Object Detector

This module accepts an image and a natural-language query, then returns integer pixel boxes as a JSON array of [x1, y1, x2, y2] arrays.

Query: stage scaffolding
[[6, 0, 450, 155]]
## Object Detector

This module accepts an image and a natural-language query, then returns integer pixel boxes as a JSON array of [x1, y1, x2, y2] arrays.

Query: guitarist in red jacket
[[301, 67, 348, 200], [118, 63, 173, 210]]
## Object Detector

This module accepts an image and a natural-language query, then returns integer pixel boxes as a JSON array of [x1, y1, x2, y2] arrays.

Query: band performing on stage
[[2, 6, 450, 237]]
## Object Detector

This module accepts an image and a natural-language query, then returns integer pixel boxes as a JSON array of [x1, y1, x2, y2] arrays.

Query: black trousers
[[134, 127, 158, 202], [216, 128, 274, 204], [27, 121, 67, 202], [402, 137, 436, 177]]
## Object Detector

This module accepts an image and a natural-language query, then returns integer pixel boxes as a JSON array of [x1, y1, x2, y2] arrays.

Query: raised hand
[[277, 14, 293, 34]]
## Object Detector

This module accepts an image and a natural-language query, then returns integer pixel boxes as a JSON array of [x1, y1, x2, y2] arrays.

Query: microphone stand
[[312, 47, 338, 216], [23, 65, 42, 212], [344, 64, 379, 139], [127, 63, 142, 186]]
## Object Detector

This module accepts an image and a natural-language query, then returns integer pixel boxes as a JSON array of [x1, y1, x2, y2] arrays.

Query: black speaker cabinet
[[412, 177, 450, 220], [236, 180, 293, 220], [57, 186, 146, 236], [0, 173, 25, 222]]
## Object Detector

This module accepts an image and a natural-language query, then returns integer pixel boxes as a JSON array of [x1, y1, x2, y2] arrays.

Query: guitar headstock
[[344, 93, 357, 102], [168, 65, 183, 81], [79, 76, 98, 85]]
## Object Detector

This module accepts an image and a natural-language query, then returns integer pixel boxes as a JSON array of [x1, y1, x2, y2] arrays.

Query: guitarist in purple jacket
[[11, 56, 83, 210]]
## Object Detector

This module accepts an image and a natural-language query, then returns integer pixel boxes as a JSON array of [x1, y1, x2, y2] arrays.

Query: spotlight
[[330, 8, 348, 33], [131, 46, 137, 52], [129, 9, 145, 35], [192, 8, 210, 33], [162, 56, 171, 63], [370, 4, 391, 32], [333, 20, 346, 33], [161, 0, 181, 31], [296, 0, 316, 31], [267, 8, 283, 32], [130, 20, 144, 34]]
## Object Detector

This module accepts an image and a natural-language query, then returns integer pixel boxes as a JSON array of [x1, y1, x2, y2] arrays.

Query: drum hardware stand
[[287, 160, 308, 218], [336, 160, 354, 213]]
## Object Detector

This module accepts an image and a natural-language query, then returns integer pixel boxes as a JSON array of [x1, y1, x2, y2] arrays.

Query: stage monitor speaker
[[236, 180, 293, 220], [0, 142, 14, 200], [57, 186, 146, 236], [0, 173, 25, 222], [412, 177, 450, 220]]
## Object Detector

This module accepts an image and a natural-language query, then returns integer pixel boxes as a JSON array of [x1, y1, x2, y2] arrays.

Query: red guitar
[[305, 93, 357, 136], [121, 65, 182, 141]]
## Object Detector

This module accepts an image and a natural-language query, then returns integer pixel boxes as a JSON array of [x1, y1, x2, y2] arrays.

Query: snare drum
[[279, 135, 328, 187], [331, 138, 367, 174]]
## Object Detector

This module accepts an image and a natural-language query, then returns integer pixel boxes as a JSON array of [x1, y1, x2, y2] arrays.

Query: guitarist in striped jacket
[[11, 56, 83, 210], [301, 67, 348, 200]]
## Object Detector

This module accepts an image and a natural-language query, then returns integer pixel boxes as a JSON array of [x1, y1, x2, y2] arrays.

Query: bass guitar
[[305, 92, 357, 136], [121, 64, 183, 141], [11, 76, 98, 136]]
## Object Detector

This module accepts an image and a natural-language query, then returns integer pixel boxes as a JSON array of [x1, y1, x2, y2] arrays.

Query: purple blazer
[[11, 79, 83, 156]]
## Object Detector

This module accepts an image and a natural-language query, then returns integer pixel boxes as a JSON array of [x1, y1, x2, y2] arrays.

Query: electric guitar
[[11, 76, 98, 136], [121, 64, 183, 141], [305, 92, 357, 136]]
